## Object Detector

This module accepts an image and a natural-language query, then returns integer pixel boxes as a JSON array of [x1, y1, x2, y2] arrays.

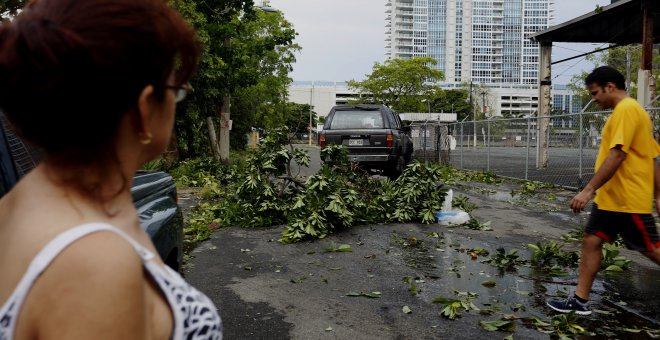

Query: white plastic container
[[435, 189, 470, 226]]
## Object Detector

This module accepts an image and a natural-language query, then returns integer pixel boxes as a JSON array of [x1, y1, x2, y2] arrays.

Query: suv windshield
[[329, 110, 384, 129]]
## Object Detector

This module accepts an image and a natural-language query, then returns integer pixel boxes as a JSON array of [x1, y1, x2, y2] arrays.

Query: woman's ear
[[136, 85, 155, 138]]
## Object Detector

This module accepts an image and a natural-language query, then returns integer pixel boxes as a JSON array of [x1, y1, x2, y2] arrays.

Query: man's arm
[[571, 146, 626, 212]]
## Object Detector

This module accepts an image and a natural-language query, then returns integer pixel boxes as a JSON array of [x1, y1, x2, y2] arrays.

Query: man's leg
[[575, 233, 604, 300], [547, 233, 603, 315]]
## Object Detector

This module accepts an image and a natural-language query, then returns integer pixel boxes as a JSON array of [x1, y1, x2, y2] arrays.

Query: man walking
[[547, 66, 660, 315]]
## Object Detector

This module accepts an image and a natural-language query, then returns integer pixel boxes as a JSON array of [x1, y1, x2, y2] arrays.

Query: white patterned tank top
[[0, 223, 222, 340]]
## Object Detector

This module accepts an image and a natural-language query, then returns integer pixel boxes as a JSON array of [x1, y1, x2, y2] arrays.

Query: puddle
[[546, 211, 578, 223], [390, 231, 660, 338]]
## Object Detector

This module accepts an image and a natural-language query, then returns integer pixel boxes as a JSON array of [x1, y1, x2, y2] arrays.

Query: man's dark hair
[[585, 66, 626, 90]]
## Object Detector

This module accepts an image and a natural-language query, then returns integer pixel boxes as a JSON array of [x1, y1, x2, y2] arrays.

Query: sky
[[267, 0, 612, 85]]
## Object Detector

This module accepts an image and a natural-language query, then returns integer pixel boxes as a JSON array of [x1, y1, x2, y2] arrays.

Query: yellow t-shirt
[[594, 97, 660, 213]]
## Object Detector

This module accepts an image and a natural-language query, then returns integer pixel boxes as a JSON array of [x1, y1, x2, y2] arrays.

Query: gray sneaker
[[546, 296, 591, 315]]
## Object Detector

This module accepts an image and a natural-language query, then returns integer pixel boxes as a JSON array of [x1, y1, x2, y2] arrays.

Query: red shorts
[[585, 204, 660, 252]]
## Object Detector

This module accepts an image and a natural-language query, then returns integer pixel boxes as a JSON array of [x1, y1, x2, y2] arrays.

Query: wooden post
[[536, 42, 552, 169]]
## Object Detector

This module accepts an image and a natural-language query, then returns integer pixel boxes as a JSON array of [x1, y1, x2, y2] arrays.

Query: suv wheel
[[384, 156, 406, 180]]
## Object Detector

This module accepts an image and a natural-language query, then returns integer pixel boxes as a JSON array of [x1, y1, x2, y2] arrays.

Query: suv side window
[[392, 111, 403, 130], [384, 109, 400, 129]]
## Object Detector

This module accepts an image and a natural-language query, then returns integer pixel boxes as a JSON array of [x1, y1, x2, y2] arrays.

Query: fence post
[[460, 123, 464, 169], [579, 113, 583, 189], [487, 119, 491, 172], [525, 116, 530, 180], [423, 122, 427, 164]]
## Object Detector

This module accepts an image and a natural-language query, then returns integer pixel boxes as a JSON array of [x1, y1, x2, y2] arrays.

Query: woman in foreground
[[0, 0, 222, 338]]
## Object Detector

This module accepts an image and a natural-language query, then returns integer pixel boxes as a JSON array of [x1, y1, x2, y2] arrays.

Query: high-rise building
[[385, 0, 554, 88]]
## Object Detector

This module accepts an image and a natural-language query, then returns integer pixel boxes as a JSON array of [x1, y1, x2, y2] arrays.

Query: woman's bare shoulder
[[19, 230, 152, 339]]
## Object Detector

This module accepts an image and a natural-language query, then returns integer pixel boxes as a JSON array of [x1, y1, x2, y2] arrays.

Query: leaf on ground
[[481, 280, 497, 288], [337, 244, 352, 252], [402, 306, 412, 314], [290, 276, 306, 284], [503, 335, 514, 340], [480, 320, 516, 332], [592, 309, 613, 315], [620, 328, 642, 333], [346, 291, 381, 298], [325, 326, 333, 332], [605, 265, 623, 272]]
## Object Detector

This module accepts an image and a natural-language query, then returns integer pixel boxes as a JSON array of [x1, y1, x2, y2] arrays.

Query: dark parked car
[[0, 113, 184, 271], [319, 104, 414, 178]]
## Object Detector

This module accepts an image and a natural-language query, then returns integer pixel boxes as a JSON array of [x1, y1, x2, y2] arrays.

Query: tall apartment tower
[[385, 0, 554, 87]]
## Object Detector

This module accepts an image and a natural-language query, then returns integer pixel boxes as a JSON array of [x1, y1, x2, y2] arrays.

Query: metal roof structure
[[529, 0, 659, 45]]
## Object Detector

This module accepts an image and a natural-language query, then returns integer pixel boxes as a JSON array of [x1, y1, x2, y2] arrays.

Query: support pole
[[219, 93, 231, 162], [638, 0, 654, 106], [309, 85, 313, 146], [536, 42, 552, 169]]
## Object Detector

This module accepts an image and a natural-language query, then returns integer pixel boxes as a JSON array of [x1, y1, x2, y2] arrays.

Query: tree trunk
[[206, 116, 221, 161]]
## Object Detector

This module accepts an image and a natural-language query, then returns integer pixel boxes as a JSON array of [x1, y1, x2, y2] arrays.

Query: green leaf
[[481, 280, 497, 288], [402, 305, 412, 314], [337, 244, 352, 252], [479, 320, 516, 332], [346, 291, 381, 298], [605, 265, 623, 272]]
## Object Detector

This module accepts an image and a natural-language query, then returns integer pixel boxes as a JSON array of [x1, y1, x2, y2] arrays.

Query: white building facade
[[386, 0, 554, 86], [385, 0, 554, 116]]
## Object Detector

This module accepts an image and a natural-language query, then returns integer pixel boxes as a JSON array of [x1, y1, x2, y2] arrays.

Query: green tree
[[171, 0, 299, 156], [567, 45, 660, 109], [347, 57, 444, 112], [429, 89, 471, 120], [0, 0, 25, 18]]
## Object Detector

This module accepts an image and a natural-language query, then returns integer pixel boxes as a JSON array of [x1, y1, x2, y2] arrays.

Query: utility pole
[[308, 84, 313, 146], [218, 37, 231, 162], [481, 90, 487, 119], [468, 81, 474, 148]]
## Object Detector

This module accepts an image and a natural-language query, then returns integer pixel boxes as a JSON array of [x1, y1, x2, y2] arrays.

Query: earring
[[139, 132, 153, 145]]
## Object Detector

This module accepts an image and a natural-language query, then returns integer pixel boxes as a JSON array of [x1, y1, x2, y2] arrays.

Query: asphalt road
[[185, 167, 660, 339]]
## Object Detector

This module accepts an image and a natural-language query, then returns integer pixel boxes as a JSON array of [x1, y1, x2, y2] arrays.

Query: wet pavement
[[185, 179, 660, 339]]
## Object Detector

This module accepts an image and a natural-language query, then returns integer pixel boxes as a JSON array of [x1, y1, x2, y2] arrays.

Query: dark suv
[[319, 104, 414, 178]]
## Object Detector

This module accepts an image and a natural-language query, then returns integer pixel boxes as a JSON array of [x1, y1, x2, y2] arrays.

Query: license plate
[[348, 139, 363, 146]]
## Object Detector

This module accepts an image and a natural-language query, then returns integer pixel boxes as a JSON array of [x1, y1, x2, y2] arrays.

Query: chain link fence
[[411, 108, 660, 190]]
